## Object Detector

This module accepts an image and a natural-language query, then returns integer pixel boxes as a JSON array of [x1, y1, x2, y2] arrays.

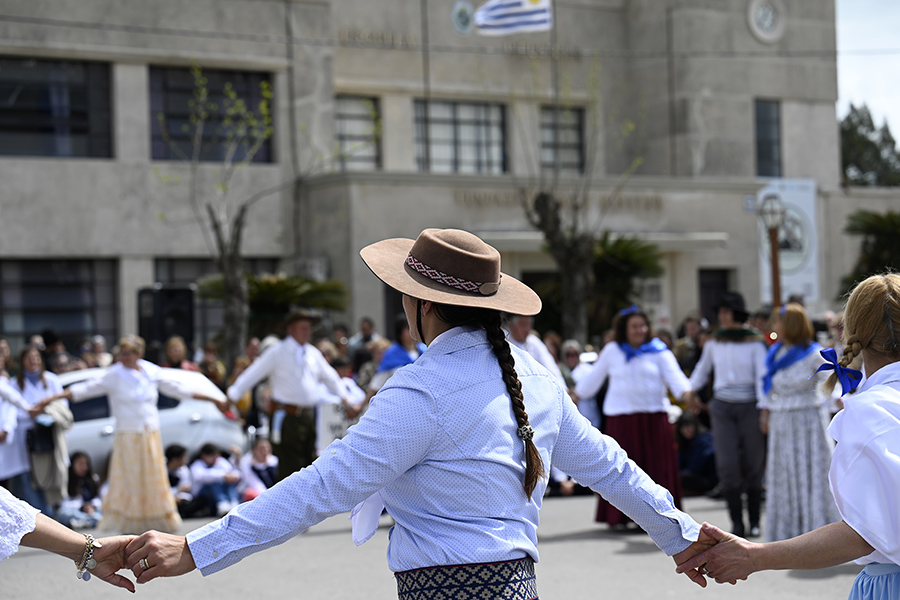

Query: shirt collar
[[859, 361, 900, 392], [285, 336, 306, 350]]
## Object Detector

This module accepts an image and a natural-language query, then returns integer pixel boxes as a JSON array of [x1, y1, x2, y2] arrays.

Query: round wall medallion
[[747, 0, 786, 44], [452, 1, 475, 35]]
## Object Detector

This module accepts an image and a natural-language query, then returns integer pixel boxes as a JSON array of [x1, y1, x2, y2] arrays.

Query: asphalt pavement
[[1, 494, 861, 599]]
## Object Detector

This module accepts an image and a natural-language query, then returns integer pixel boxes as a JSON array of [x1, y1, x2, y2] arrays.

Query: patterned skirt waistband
[[395, 557, 538, 600]]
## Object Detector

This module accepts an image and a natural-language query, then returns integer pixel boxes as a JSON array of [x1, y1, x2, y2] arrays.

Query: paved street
[[2, 494, 860, 599]]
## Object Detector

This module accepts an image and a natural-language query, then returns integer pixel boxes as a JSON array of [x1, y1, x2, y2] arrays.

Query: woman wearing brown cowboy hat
[[122, 228, 715, 597]]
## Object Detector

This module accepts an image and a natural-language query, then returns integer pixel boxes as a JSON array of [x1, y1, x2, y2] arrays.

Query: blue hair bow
[[618, 304, 640, 317], [814, 347, 862, 396]]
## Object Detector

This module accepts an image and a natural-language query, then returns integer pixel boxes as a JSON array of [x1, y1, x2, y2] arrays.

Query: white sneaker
[[216, 501, 233, 516]]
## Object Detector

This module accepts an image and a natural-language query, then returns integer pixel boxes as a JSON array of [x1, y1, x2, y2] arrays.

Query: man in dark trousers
[[226, 310, 351, 480]]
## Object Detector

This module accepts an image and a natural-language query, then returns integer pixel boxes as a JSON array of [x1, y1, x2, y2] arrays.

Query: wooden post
[[769, 225, 781, 309]]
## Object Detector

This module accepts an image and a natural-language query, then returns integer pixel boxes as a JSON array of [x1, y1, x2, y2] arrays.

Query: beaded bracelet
[[75, 533, 102, 581]]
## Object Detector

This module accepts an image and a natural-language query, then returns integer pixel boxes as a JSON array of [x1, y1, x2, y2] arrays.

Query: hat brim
[[360, 238, 542, 316]]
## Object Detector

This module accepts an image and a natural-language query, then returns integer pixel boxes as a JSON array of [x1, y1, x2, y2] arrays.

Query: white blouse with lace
[[0, 485, 39, 562]]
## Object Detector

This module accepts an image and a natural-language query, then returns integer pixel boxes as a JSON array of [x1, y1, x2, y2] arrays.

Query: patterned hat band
[[405, 254, 500, 296]]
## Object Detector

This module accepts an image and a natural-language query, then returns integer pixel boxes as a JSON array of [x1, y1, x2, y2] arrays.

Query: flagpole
[[551, 1, 561, 190], [420, 0, 432, 171]]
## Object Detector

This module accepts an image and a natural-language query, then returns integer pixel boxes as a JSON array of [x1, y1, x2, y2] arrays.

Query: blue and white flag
[[474, 0, 553, 36]]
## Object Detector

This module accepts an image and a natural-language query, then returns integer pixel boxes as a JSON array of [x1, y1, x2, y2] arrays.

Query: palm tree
[[840, 209, 900, 296]]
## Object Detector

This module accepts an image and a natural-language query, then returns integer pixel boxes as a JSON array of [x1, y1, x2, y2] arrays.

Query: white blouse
[[0, 485, 38, 562], [828, 361, 900, 565], [68, 360, 192, 432], [575, 343, 691, 416], [1, 373, 64, 480]]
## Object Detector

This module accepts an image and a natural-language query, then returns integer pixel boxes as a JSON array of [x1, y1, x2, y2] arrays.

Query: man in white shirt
[[505, 315, 565, 384], [688, 292, 767, 539], [227, 310, 351, 480]]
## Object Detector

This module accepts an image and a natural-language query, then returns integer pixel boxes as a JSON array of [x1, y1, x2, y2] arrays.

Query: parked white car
[[59, 367, 248, 474]]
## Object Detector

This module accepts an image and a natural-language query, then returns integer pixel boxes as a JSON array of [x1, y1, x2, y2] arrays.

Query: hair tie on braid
[[517, 425, 534, 441]]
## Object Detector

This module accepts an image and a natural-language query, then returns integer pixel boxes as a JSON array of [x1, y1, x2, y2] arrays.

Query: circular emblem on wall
[[759, 203, 810, 272], [452, 1, 475, 35], [747, 0, 787, 44]]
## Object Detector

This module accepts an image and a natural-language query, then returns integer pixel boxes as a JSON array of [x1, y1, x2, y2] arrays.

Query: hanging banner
[[757, 178, 819, 305]]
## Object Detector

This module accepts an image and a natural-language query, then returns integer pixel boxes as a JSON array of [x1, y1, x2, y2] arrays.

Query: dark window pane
[[157, 394, 180, 410], [68, 396, 111, 422], [0, 259, 118, 355], [0, 56, 111, 158], [150, 66, 273, 163], [540, 106, 585, 175], [755, 99, 781, 177], [414, 100, 506, 174], [335, 96, 381, 171]]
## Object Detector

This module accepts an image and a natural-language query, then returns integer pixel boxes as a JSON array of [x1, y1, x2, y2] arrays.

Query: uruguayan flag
[[474, 0, 553, 36]]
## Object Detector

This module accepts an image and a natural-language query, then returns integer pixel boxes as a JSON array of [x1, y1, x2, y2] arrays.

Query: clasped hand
[[674, 522, 754, 586]]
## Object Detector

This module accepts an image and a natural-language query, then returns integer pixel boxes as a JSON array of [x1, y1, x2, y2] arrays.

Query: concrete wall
[[0, 0, 861, 342], [0, 0, 332, 333]]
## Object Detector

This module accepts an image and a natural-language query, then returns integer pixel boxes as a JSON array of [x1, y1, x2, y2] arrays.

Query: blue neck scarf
[[815, 347, 863, 396], [618, 338, 668, 362], [24, 370, 42, 386], [762, 341, 820, 394], [377, 342, 427, 373]]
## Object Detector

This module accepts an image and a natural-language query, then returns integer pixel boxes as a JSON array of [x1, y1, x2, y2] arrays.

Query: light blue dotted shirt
[[187, 327, 699, 574]]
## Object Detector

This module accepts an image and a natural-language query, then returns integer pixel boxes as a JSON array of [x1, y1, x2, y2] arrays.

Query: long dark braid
[[431, 302, 546, 500]]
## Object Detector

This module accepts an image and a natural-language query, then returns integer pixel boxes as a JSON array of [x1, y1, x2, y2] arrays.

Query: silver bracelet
[[75, 533, 102, 581]]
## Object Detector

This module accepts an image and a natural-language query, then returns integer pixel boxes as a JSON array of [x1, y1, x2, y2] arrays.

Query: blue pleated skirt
[[848, 564, 900, 600]]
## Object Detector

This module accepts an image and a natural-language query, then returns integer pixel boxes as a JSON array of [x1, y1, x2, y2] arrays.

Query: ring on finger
[[139, 557, 151, 570]]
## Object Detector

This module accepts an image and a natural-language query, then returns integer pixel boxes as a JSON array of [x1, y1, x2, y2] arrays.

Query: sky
[[836, 0, 900, 132]]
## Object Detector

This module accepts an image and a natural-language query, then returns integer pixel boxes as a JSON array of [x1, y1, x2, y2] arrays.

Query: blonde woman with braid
[[123, 229, 714, 598], [678, 273, 900, 600]]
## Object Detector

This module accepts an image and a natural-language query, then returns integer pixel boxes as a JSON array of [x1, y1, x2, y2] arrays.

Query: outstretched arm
[[676, 521, 873, 584], [20, 514, 135, 592]]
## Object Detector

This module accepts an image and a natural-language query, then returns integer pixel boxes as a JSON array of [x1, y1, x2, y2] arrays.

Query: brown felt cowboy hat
[[360, 228, 542, 316]]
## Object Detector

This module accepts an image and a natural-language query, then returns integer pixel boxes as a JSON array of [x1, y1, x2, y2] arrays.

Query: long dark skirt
[[595, 411, 682, 526]]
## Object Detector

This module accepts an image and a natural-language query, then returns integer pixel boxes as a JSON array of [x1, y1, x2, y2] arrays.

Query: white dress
[[764, 347, 840, 542]]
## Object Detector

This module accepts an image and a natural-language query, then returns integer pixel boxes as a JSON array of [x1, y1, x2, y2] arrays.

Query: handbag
[[26, 414, 56, 454]]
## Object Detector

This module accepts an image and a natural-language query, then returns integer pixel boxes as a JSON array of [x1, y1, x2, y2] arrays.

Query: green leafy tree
[[197, 272, 347, 340], [840, 209, 900, 295], [841, 103, 900, 186], [513, 55, 646, 343], [589, 232, 664, 338], [157, 66, 378, 369], [526, 232, 663, 342], [156, 65, 276, 370]]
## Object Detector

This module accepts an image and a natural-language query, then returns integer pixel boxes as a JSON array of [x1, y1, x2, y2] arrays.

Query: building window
[[0, 260, 118, 355], [414, 100, 506, 174], [755, 99, 781, 177], [150, 66, 273, 162], [0, 56, 112, 158], [155, 258, 279, 349], [335, 96, 380, 171], [540, 106, 585, 174]]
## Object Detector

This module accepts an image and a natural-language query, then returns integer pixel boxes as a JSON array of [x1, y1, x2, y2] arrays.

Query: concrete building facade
[[0, 0, 895, 351]]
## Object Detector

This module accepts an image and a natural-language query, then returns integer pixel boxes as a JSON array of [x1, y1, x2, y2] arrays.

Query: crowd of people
[[0, 228, 898, 600], [0, 285, 852, 544], [0, 306, 474, 536], [519, 290, 848, 549]]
